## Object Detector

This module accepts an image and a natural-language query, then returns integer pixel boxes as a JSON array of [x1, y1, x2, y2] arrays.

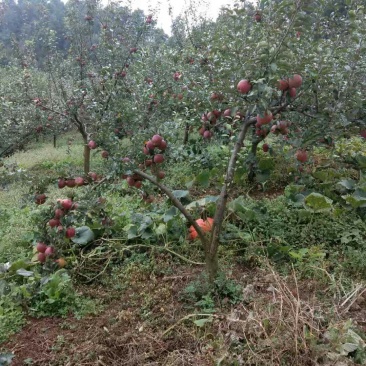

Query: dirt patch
[[1, 262, 363, 366]]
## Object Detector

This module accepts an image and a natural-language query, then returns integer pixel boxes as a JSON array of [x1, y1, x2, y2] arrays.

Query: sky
[[126, 0, 240, 35]]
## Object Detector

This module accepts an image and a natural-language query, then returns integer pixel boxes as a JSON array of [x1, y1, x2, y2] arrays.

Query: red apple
[[262, 143, 269, 152], [126, 176, 135, 187], [58, 179, 66, 189], [296, 150, 308, 163], [289, 87, 296, 98], [151, 134, 163, 146], [256, 112, 273, 125], [237, 79, 252, 94], [288, 74, 302, 88], [101, 150, 109, 159], [66, 179, 76, 188], [88, 140, 97, 149], [134, 181, 142, 188], [223, 109, 231, 117], [38, 252, 46, 263], [36, 242, 48, 253], [35, 193, 47, 205], [277, 80, 289, 91], [158, 140, 167, 150], [74, 177, 84, 186], [157, 171, 165, 179], [49, 218, 60, 228], [45, 246, 55, 256], [66, 227, 76, 239], [154, 154, 164, 164], [61, 199, 73, 210]]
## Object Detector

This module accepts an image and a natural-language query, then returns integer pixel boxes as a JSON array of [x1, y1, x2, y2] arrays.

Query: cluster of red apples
[[121, 134, 167, 192], [47, 198, 77, 240], [35, 241, 66, 267]]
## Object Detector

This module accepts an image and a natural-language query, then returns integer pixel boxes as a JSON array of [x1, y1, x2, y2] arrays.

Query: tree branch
[[133, 169, 209, 249]]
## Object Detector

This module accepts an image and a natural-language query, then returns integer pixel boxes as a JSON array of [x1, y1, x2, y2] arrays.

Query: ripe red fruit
[[38, 252, 46, 263], [203, 130, 212, 139], [36, 242, 47, 253], [154, 154, 165, 164], [45, 246, 55, 257], [101, 150, 109, 159], [49, 218, 60, 228], [158, 140, 167, 150], [35, 193, 47, 205], [288, 74, 302, 88], [126, 176, 135, 187], [57, 225, 63, 233], [54, 209, 63, 219], [237, 79, 252, 94], [152, 134, 163, 146], [296, 150, 308, 163], [75, 177, 84, 186], [145, 159, 153, 167], [66, 227, 76, 239], [277, 80, 289, 91], [88, 140, 97, 149], [130, 47, 138, 53], [254, 12, 261, 22], [58, 179, 66, 189], [201, 113, 208, 122], [173, 72, 182, 81], [134, 181, 142, 189], [157, 171, 165, 179], [207, 112, 216, 124], [257, 112, 273, 125], [289, 88, 296, 98], [146, 140, 155, 150], [88, 172, 97, 180], [262, 143, 269, 152], [66, 179, 76, 188], [61, 199, 73, 210], [223, 109, 231, 117]]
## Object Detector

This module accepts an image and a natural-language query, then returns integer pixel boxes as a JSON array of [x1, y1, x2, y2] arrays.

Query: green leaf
[[172, 190, 190, 199], [16, 269, 34, 277], [155, 223, 167, 236], [193, 317, 213, 327], [304, 193, 333, 213], [8, 260, 30, 273], [125, 224, 138, 239], [337, 179, 355, 190], [164, 206, 179, 222], [71, 226, 95, 245], [0, 353, 14, 366], [195, 170, 210, 188], [186, 196, 219, 210]]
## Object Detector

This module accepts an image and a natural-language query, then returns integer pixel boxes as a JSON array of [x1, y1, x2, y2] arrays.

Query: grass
[[1, 132, 366, 365]]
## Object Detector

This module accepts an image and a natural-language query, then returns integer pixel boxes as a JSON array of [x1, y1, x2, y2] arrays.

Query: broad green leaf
[[186, 196, 219, 210], [0, 353, 14, 366], [155, 223, 167, 236], [172, 190, 190, 199], [8, 260, 30, 273], [71, 226, 95, 245], [164, 206, 179, 222], [193, 317, 213, 327], [125, 225, 138, 239], [337, 179, 355, 190], [16, 269, 34, 277], [195, 170, 210, 188], [304, 193, 333, 213]]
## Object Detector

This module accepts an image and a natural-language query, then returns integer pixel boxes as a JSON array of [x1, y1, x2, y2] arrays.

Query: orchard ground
[[1, 131, 366, 365]]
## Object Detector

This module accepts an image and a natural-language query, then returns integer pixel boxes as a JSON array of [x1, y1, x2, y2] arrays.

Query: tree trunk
[[207, 120, 253, 281], [248, 139, 260, 182], [205, 251, 219, 284], [83, 136, 90, 174], [183, 123, 190, 145], [53, 134, 57, 148]]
